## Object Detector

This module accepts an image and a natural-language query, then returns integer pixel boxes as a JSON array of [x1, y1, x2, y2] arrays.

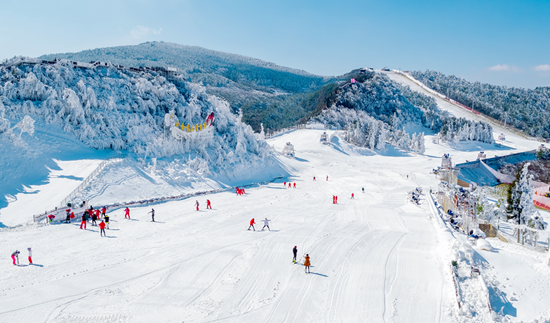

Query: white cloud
[[131, 26, 162, 39], [487, 64, 523, 73], [534, 64, 550, 72]]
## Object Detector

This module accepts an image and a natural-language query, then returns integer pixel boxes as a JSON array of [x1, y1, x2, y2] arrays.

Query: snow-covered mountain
[[38, 42, 335, 113]]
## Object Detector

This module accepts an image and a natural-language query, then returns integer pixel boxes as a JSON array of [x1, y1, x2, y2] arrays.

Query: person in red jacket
[[284, 181, 286, 187], [293, 183, 296, 188], [351, 193, 354, 199], [101, 206, 107, 217], [27, 247, 33, 264], [80, 213, 87, 229], [99, 220, 106, 237], [248, 218, 256, 231], [288, 183, 291, 188], [335, 196, 338, 203], [206, 199, 212, 209], [124, 207, 130, 219], [332, 195, 335, 204]]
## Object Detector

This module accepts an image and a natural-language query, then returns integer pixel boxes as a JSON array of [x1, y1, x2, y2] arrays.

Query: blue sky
[[1, 0, 549, 88]]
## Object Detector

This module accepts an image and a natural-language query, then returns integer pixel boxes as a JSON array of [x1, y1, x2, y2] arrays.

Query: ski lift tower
[[282, 142, 295, 158], [320, 132, 328, 145]]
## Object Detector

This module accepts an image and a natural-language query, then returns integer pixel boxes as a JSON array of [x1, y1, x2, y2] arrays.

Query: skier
[[332, 195, 335, 204], [91, 211, 98, 226], [304, 254, 311, 273], [326, 176, 328, 181], [206, 199, 212, 209], [236, 187, 240, 195], [124, 207, 130, 219], [284, 182, 286, 187], [362, 187, 365, 193], [27, 247, 32, 265], [293, 183, 296, 188], [65, 209, 71, 223], [262, 218, 271, 231], [336, 196, 338, 203], [149, 208, 155, 222], [48, 214, 55, 223], [351, 193, 354, 199], [95, 209, 100, 220], [102, 206, 107, 217], [195, 200, 200, 211], [80, 213, 87, 229], [105, 214, 110, 229], [248, 218, 256, 231], [288, 183, 291, 188], [313, 177, 316, 181], [11, 250, 20, 265], [99, 220, 106, 237], [292, 246, 297, 264], [70, 212, 75, 220]]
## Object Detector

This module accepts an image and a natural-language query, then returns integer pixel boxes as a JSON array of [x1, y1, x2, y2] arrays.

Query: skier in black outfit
[[292, 246, 298, 263], [149, 208, 155, 222], [91, 212, 98, 226]]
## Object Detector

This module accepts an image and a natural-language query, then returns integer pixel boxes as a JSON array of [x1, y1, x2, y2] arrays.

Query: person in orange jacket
[[248, 218, 256, 231], [304, 254, 311, 273]]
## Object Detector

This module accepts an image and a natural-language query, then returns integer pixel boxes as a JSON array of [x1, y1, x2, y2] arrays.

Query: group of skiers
[[11, 248, 32, 266], [78, 205, 113, 237], [248, 217, 271, 231], [283, 182, 296, 188], [236, 187, 246, 195]]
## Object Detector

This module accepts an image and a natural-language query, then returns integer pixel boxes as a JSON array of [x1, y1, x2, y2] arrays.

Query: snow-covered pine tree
[[417, 132, 425, 154], [509, 163, 541, 226]]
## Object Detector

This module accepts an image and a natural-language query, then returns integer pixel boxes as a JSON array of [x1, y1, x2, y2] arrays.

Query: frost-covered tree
[[508, 163, 541, 226], [14, 115, 35, 137], [476, 191, 496, 223]]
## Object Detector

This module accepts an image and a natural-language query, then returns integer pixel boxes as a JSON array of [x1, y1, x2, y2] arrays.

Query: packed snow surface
[[1, 129, 455, 322]]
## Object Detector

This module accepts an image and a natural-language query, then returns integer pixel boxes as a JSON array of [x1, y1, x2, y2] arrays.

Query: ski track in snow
[[1, 124, 548, 322]]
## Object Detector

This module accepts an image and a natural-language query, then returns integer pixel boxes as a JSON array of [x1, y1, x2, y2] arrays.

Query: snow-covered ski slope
[[2, 129, 550, 322], [382, 71, 540, 150], [2, 128, 458, 323]]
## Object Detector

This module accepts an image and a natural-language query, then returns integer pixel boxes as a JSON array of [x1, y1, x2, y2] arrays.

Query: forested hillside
[[411, 70, 550, 139], [315, 70, 494, 153], [39, 42, 335, 113]]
